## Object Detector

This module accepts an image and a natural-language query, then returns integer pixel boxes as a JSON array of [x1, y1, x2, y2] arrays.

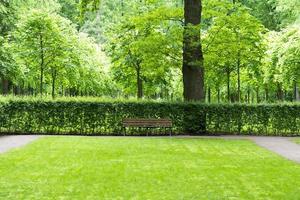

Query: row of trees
[[0, 0, 299, 102], [86, 0, 299, 102], [0, 0, 115, 98]]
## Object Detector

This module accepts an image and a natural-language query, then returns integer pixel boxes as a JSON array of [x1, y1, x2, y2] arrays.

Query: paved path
[[179, 135, 300, 163], [250, 137, 300, 163], [0, 135, 40, 154]]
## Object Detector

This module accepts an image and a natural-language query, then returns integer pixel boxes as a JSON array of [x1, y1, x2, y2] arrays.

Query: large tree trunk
[[182, 0, 205, 101]]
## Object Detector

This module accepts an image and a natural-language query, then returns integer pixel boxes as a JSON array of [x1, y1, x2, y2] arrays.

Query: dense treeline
[[0, 0, 299, 103], [0, 0, 116, 98]]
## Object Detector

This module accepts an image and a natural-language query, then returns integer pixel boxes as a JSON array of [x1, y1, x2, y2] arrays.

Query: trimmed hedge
[[0, 100, 299, 136]]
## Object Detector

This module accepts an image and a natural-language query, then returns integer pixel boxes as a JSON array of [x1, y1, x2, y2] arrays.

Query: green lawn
[[0, 137, 300, 200]]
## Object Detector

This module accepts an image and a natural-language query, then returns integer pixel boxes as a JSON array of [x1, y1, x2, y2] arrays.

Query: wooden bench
[[122, 118, 173, 136]]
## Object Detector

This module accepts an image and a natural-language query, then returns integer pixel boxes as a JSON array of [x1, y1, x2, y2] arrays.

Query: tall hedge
[[0, 100, 299, 136]]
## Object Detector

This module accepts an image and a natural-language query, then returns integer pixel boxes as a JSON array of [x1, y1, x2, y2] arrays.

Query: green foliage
[[263, 26, 300, 101], [11, 9, 114, 97], [0, 99, 298, 135], [0, 0, 15, 35], [276, 0, 300, 27], [0, 0, 299, 102], [276, 25, 300, 88], [203, 1, 266, 102], [58, 0, 80, 24], [0, 0, 17, 85], [239, 0, 279, 30], [0, 37, 15, 79], [79, 0, 100, 25], [107, 5, 183, 98]]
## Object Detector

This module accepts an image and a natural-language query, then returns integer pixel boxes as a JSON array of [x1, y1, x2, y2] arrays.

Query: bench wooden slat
[[122, 118, 173, 136], [123, 119, 172, 127], [122, 118, 172, 128]]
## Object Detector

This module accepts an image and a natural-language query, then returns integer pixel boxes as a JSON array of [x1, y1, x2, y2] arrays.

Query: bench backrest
[[122, 118, 172, 128]]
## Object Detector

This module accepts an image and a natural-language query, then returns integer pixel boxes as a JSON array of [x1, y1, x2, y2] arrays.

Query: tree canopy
[[0, 0, 299, 102]]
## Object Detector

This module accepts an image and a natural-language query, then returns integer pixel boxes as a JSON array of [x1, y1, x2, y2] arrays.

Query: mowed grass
[[0, 137, 300, 200]]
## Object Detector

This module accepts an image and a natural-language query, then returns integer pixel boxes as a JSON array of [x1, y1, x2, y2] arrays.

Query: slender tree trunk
[[182, 0, 204, 101], [247, 89, 250, 104], [237, 54, 241, 103], [284, 89, 287, 101], [256, 87, 260, 103], [277, 83, 283, 101], [226, 67, 230, 103], [217, 87, 220, 103], [121, 0, 124, 16], [40, 67, 44, 96], [265, 87, 269, 102], [39, 33, 44, 97], [208, 86, 211, 103], [136, 65, 143, 99], [1, 79, 9, 95], [296, 84, 300, 101], [51, 69, 57, 99], [61, 85, 64, 97], [294, 81, 300, 101]]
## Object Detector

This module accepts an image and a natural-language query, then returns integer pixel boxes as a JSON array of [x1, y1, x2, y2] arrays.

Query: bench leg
[[123, 127, 126, 136]]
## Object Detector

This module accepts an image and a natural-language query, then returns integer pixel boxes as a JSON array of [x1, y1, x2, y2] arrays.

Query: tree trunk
[[13, 85, 21, 96], [51, 69, 57, 99], [284, 89, 287, 101], [61, 85, 64, 97], [256, 87, 260, 103], [39, 33, 44, 96], [182, 0, 206, 134], [226, 67, 230, 103], [237, 56, 241, 102], [265, 87, 269, 102], [208, 87, 211, 103], [294, 82, 300, 101], [182, 0, 205, 101], [217, 87, 220, 103], [277, 83, 283, 101], [136, 65, 143, 99], [121, 0, 124, 16], [1, 79, 9, 95], [247, 89, 250, 104], [296, 84, 300, 101]]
